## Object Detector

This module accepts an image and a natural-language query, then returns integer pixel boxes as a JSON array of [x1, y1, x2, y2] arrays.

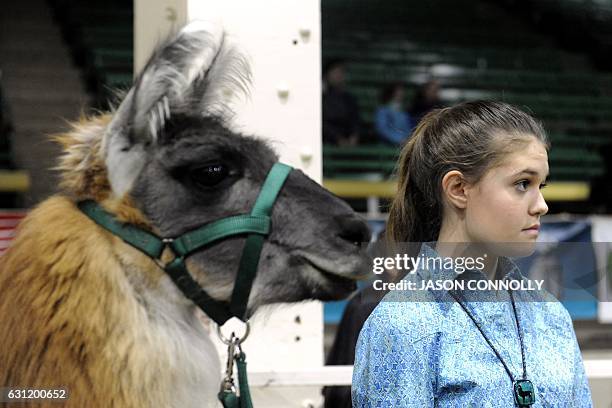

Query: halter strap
[[78, 162, 293, 325], [230, 162, 293, 319]]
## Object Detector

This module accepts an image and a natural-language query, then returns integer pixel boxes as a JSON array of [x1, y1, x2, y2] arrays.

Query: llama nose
[[335, 215, 371, 246]]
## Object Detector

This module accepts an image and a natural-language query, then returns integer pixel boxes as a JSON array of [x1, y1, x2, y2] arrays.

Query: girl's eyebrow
[[512, 169, 549, 179]]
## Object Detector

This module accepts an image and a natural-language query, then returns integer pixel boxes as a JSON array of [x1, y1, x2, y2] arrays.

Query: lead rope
[[217, 323, 253, 408]]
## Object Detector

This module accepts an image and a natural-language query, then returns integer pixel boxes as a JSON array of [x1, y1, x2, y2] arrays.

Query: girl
[[352, 101, 592, 407]]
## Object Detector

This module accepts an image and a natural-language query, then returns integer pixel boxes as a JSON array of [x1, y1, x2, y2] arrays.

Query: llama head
[[61, 22, 370, 316]]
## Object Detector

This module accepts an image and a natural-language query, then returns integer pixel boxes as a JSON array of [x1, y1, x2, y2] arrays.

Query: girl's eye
[[516, 180, 547, 192], [190, 164, 229, 187], [516, 180, 530, 192]]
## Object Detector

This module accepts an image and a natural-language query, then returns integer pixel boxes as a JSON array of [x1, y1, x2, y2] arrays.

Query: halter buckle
[[153, 238, 178, 270]]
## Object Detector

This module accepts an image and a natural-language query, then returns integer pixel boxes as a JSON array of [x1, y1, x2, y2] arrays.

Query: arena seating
[[499, 0, 612, 67], [48, 0, 133, 108], [321, 0, 612, 200], [0, 81, 14, 169], [0, 79, 30, 207], [45, 0, 612, 206]]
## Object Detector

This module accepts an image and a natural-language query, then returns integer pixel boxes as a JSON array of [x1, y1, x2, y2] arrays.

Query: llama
[[0, 22, 370, 407]]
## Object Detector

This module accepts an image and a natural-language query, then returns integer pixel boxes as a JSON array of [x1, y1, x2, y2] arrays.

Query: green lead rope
[[218, 351, 253, 408], [235, 352, 253, 408]]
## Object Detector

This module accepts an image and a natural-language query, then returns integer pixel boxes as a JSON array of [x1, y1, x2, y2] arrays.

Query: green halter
[[78, 162, 293, 326]]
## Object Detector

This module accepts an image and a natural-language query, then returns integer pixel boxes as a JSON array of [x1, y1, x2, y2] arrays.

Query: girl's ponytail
[[386, 111, 442, 244]]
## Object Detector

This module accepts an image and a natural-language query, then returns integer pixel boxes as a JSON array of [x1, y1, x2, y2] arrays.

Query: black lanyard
[[448, 289, 536, 407]]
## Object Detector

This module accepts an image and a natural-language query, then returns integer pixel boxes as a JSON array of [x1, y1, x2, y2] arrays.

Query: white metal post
[[134, 1, 325, 405]]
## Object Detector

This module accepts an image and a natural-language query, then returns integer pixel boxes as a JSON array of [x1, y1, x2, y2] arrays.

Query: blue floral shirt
[[352, 244, 593, 407]]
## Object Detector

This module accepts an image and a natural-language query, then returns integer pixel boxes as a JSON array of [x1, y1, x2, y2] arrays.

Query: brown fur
[[53, 114, 112, 203], [0, 116, 194, 407]]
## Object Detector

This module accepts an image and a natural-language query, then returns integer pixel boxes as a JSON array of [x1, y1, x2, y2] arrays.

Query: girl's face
[[464, 137, 549, 247]]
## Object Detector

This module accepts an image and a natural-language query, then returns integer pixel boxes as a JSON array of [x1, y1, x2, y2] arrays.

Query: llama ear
[[103, 21, 251, 197]]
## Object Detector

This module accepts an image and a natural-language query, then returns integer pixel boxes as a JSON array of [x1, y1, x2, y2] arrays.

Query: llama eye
[[190, 164, 229, 187]]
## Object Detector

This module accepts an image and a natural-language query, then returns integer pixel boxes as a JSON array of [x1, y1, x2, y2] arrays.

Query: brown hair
[[386, 100, 549, 243]]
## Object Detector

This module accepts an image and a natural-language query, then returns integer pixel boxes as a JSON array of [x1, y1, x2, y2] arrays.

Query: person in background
[[410, 79, 442, 125], [374, 82, 413, 146], [322, 59, 361, 146]]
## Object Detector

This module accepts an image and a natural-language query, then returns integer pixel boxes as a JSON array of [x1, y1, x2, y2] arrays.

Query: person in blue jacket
[[352, 101, 593, 407], [374, 82, 413, 146]]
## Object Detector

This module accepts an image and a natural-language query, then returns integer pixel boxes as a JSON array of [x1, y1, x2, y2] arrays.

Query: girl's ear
[[441, 170, 469, 209]]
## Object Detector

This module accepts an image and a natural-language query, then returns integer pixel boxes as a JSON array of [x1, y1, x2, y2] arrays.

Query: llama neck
[[0, 196, 221, 408], [105, 207, 224, 407]]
